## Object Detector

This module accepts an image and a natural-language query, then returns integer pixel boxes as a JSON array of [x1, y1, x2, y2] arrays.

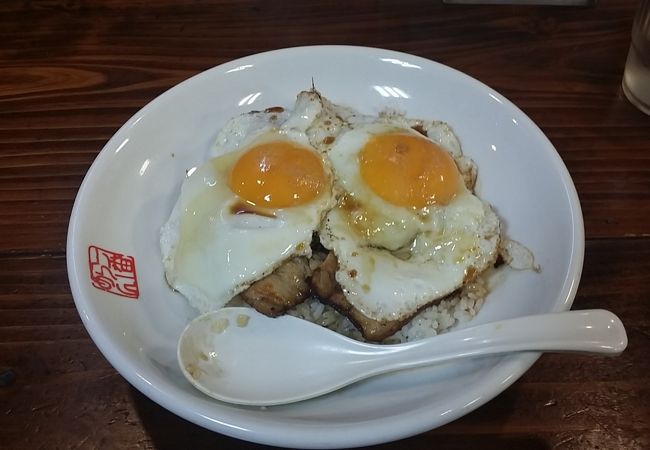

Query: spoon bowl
[[178, 307, 627, 406]]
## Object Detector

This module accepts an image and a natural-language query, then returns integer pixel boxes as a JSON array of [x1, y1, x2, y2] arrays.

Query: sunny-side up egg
[[161, 94, 335, 313], [319, 123, 501, 322]]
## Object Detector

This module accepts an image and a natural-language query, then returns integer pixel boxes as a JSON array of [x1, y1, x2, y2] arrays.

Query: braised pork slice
[[241, 256, 311, 317], [310, 252, 408, 342]]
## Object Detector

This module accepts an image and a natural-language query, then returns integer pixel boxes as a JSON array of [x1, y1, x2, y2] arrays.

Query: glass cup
[[623, 0, 650, 115]]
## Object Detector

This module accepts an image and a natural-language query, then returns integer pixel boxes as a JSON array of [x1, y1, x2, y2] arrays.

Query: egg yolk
[[359, 133, 461, 208], [229, 140, 327, 208]]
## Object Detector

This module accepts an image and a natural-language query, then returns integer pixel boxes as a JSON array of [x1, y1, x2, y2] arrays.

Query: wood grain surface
[[1, 1, 649, 449]]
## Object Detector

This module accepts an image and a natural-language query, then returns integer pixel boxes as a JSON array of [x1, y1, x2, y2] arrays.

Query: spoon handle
[[367, 309, 627, 374]]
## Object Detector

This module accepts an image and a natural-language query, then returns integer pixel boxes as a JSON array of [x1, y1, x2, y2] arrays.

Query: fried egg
[[319, 122, 500, 322], [161, 92, 337, 313]]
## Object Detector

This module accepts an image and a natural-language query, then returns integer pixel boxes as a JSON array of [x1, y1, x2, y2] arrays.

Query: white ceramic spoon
[[177, 307, 627, 406]]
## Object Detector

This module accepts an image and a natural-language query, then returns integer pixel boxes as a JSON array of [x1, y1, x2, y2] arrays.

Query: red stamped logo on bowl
[[88, 245, 139, 299]]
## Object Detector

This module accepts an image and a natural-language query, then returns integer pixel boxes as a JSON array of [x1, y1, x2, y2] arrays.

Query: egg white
[[210, 89, 347, 159]]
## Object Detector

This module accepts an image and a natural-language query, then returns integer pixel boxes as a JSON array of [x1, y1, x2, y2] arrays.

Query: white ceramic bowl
[[67, 46, 584, 448]]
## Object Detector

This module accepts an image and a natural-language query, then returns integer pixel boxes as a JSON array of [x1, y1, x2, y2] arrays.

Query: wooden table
[[2, 1, 648, 448]]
